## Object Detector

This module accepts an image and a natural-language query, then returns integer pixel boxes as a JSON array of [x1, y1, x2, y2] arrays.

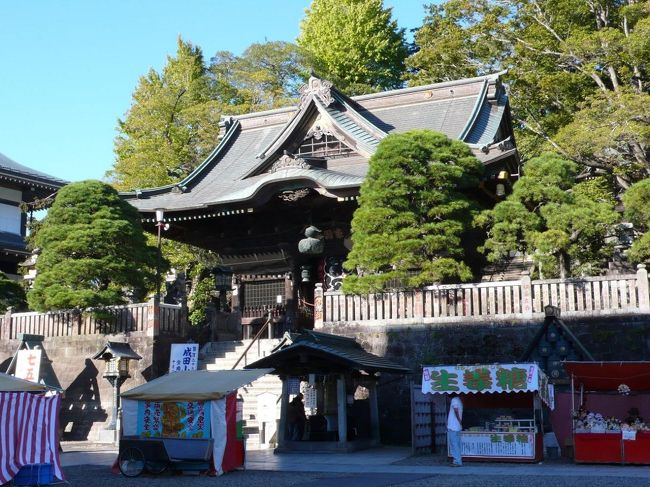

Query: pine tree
[[343, 130, 483, 293], [28, 181, 157, 311]]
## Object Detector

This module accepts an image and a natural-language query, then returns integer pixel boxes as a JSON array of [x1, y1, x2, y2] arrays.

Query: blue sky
[[0, 1, 430, 183]]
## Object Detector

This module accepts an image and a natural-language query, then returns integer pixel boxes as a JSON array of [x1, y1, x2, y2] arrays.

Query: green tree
[[28, 181, 157, 311], [477, 154, 620, 278], [109, 37, 221, 191], [0, 272, 27, 313], [298, 0, 408, 95], [407, 0, 650, 190], [343, 130, 483, 293], [210, 41, 306, 112], [623, 179, 650, 263]]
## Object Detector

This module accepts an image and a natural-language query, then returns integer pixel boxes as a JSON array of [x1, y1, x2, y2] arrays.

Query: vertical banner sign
[[15, 349, 42, 382], [137, 400, 210, 438], [169, 343, 199, 373]]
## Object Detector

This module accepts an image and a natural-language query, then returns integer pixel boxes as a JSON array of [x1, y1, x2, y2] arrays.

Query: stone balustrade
[[315, 265, 650, 327]]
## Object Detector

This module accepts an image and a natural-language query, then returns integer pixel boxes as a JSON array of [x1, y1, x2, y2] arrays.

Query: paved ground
[[56, 444, 650, 487]]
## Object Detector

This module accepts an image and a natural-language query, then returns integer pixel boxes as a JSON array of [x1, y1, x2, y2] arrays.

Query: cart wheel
[[119, 447, 145, 477], [146, 460, 169, 475]]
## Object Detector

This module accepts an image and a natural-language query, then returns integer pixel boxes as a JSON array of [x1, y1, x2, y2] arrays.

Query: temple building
[[123, 74, 519, 333], [0, 152, 66, 278]]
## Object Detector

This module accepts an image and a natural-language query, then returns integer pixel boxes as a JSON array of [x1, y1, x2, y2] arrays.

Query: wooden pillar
[[368, 380, 380, 443], [278, 377, 289, 447], [337, 375, 347, 443]]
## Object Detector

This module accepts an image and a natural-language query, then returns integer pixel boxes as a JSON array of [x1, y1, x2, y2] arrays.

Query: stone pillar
[[278, 377, 289, 447], [146, 297, 160, 337], [414, 290, 424, 319], [314, 283, 324, 329], [637, 264, 650, 311], [337, 375, 347, 443], [520, 271, 533, 318], [1, 307, 12, 341], [368, 380, 380, 443]]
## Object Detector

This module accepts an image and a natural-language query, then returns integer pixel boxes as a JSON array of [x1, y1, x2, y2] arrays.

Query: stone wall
[[0, 331, 186, 442], [319, 314, 650, 444]]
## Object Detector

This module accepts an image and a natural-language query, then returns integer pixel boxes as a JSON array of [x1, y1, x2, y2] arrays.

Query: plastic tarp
[[0, 373, 47, 392], [563, 361, 650, 391], [121, 369, 272, 401]]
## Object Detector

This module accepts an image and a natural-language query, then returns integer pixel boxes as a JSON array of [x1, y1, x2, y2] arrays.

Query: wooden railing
[[1, 299, 186, 340], [315, 265, 650, 326]]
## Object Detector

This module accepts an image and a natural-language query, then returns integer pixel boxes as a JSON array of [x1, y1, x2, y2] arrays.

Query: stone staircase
[[199, 339, 282, 450]]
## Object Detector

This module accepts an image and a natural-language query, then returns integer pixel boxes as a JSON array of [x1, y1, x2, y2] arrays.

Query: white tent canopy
[[0, 372, 47, 392], [121, 369, 273, 401]]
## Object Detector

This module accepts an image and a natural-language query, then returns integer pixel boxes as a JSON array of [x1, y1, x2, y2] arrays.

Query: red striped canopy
[[0, 392, 63, 484], [563, 361, 650, 391]]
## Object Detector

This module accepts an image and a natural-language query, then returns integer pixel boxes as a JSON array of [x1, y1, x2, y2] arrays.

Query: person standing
[[447, 394, 463, 466], [287, 393, 307, 441]]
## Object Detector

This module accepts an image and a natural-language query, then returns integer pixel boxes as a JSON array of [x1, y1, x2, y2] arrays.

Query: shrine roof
[[244, 330, 411, 376], [0, 151, 67, 193], [123, 73, 515, 216]]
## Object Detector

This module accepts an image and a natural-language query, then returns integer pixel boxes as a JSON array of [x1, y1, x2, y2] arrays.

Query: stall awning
[[121, 369, 273, 401], [0, 372, 47, 392], [563, 361, 650, 391], [422, 363, 553, 408]]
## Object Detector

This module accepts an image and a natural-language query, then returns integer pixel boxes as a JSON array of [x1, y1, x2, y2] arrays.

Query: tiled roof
[[124, 73, 514, 215], [0, 152, 67, 188], [245, 330, 411, 375]]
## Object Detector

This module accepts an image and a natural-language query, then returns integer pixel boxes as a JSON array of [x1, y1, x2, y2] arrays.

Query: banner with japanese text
[[422, 363, 553, 409], [169, 343, 199, 373], [137, 400, 210, 439]]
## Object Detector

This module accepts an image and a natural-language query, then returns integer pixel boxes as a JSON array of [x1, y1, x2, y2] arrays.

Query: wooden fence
[[1, 300, 185, 340], [315, 265, 650, 326]]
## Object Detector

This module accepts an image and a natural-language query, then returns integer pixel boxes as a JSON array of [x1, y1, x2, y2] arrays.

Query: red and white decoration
[[0, 392, 63, 484]]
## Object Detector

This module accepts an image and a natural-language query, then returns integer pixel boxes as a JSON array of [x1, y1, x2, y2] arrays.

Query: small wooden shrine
[[123, 74, 519, 332], [245, 330, 411, 452]]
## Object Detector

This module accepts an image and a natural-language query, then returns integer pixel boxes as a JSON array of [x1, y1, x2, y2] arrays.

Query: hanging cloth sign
[[422, 363, 553, 409], [137, 400, 210, 439]]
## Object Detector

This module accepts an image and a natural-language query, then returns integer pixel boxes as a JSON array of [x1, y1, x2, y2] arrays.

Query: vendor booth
[[0, 372, 64, 486], [564, 361, 650, 465], [422, 363, 554, 462], [119, 368, 271, 477]]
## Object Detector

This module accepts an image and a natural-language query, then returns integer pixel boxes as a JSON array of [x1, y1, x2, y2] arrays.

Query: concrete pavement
[[60, 444, 650, 480]]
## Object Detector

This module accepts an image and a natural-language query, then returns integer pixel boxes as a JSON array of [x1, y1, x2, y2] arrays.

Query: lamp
[[92, 342, 142, 431], [155, 209, 165, 301], [496, 170, 509, 197], [213, 266, 234, 311]]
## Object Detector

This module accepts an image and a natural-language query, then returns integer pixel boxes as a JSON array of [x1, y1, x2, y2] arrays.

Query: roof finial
[[300, 76, 334, 107]]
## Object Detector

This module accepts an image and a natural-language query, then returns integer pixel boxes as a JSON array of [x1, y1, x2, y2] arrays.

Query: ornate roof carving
[[269, 154, 311, 173], [300, 77, 335, 107]]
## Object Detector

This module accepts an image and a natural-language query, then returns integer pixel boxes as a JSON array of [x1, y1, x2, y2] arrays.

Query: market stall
[[119, 368, 271, 476], [0, 372, 64, 486], [422, 363, 554, 462], [563, 361, 650, 465]]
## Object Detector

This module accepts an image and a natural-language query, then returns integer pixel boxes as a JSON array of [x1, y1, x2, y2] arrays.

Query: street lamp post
[[155, 209, 165, 302]]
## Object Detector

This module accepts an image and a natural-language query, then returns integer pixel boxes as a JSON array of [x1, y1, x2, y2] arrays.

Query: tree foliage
[[623, 178, 650, 263], [298, 0, 408, 95], [477, 154, 619, 278], [407, 0, 650, 190], [210, 41, 306, 112], [343, 130, 483, 293], [109, 38, 221, 191], [0, 272, 27, 313], [28, 181, 157, 311]]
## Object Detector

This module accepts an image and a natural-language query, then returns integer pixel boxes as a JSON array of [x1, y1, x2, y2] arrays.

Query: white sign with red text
[[15, 349, 42, 382]]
